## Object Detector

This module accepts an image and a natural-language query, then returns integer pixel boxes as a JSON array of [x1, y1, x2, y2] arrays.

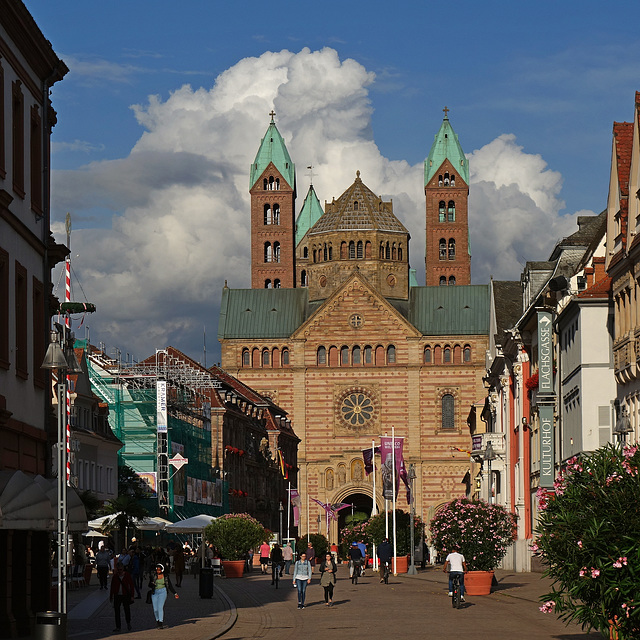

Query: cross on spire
[[269, 110, 276, 123], [443, 106, 450, 119]]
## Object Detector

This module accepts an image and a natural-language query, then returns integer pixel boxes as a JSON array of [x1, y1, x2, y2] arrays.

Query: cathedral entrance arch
[[331, 486, 382, 545]]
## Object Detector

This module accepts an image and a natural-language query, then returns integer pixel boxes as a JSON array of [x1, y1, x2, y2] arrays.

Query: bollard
[[34, 612, 66, 640]]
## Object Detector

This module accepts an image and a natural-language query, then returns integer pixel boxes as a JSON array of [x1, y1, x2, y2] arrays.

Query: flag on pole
[[277, 449, 288, 479], [310, 497, 350, 522], [362, 446, 380, 475], [380, 436, 411, 503]]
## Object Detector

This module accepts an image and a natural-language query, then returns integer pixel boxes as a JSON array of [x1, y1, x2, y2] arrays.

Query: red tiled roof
[[576, 276, 612, 299], [613, 122, 633, 198]]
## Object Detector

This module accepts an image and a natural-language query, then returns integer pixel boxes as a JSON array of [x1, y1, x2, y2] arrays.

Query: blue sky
[[27, 0, 640, 363]]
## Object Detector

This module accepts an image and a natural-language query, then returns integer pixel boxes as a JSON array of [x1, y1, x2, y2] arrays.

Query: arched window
[[442, 394, 455, 430], [451, 174, 456, 187], [273, 242, 281, 263], [273, 204, 280, 225], [375, 345, 385, 364], [449, 276, 456, 286], [252, 348, 260, 367], [438, 175, 443, 186], [262, 349, 270, 366], [317, 346, 327, 365], [282, 348, 290, 366], [385, 242, 391, 260], [448, 238, 456, 260], [453, 345, 462, 364], [444, 172, 450, 186], [439, 276, 447, 286], [323, 244, 328, 261], [313, 249, 317, 263], [352, 345, 361, 364], [448, 201, 455, 221], [301, 270, 308, 286], [275, 177, 280, 190], [392, 243, 397, 260], [329, 346, 339, 367], [242, 349, 250, 367], [303, 246, 309, 258], [341, 242, 347, 259], [274, 279, 281, 288], [424, 347, 431, 363], [439, 239, 447, 260], [364, 345, 373, 364], [264, 203, 272, 224], [264, 242, 272, 262], [365, 241, 371, 258], [272, 347, 280, 368], [387, 345, 396, 364], [328, 245, 333, 260], [380, 243, 385, 259], [357, 241, 363, 259], [341, 346, 350, 365], [463, 345, 471, 362], [444, 347, 451, 363], [349, 241, 355, 259], [354, 200, 359, 210], [263, 178, 268, 190], [439, 201, 446, 222], [268, 176, 275, 190], [398, 245, 403, 261], [434, 345, 442, 363], [265, 279, 272, 288]]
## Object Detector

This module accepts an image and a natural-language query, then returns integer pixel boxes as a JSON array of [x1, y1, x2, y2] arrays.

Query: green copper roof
[[409, 285, 489, 335], [296, 185, 324, 245], [218, 284, 489, 339], [250, 120, 296, 190], [424, 116, 468, 186]]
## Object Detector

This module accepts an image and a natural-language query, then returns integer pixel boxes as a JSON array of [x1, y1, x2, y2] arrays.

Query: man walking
[[110, 562, 135, 632], [282, 542, 293, 574]]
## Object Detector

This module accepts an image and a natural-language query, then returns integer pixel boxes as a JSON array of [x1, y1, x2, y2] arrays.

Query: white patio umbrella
[[165, 515, 217, 567], [83, 530, 106, 538]]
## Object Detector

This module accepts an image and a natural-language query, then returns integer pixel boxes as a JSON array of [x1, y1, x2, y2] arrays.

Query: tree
[[118, 464, 148, 501], [78, 489, 102, 521], [102, 495, 149, 548], [366, 509, 423, 556], [535, 443, 640, 638]]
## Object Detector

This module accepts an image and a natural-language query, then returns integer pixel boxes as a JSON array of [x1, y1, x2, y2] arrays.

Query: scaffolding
[[86, 346, 227, 518]]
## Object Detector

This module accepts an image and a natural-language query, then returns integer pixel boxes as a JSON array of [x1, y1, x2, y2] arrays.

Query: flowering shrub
[[430, 498, 515, 571], [340, 521, 371, 558], [204, 512, 267, 561], [365, 509, 424, 556], [534, 443, 640, 638]]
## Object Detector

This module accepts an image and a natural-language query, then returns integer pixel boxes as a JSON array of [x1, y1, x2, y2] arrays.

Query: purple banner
[[380, 436, 410, 503]]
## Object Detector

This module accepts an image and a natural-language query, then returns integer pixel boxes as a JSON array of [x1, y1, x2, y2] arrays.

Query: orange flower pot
[[464, 570, 494, 595], [221, 560, 245, 578], [392, 555, 409, 574]]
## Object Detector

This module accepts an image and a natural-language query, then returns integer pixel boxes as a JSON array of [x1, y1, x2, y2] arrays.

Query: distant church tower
[[424, 108, 470, 286], [250, 112, 296, 289]]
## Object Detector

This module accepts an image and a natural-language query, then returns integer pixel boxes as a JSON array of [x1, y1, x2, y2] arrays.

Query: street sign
[[169, 453, 188, 470]]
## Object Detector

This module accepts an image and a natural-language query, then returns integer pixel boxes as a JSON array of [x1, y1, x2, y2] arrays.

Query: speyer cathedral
[[217, 111, 489, 538]]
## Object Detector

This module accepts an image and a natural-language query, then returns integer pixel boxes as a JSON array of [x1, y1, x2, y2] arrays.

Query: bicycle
[[271, 561, 282, 589], [350, 560, 362, 584], [450, 572, 461, 609]]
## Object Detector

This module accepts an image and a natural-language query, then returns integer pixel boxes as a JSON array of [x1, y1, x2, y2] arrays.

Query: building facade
[[219, 113, 489, 540]]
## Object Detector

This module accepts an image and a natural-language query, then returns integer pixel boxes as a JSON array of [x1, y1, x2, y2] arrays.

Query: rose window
[[341, 393, 374, 426]]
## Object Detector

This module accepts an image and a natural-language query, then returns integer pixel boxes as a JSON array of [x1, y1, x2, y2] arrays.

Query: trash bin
[[34, 612, 66, 640], [199, 566, 213, 599]]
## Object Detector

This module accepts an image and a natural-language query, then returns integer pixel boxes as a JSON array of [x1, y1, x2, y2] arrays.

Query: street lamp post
[[278, 501, 284, 545], [41, 324, 81, 619], [484, 441, 496, 504], [407, 464, 417, 575]]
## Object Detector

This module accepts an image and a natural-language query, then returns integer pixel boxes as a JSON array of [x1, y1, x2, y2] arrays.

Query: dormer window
[[354, 201, 359, 211]]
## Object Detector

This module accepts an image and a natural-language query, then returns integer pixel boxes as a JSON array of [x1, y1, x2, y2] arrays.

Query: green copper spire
[[424, 108, 468, 186], [295, 184, 324, 245], [250, 111, 296, 190]]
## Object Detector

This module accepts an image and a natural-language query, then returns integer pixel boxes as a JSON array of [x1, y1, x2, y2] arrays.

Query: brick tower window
[[448, 201, 455, 222], [439, 239, 447, 260], [448, 239, 456, 260], [439, 276, 446, 286], [449, 276, 456, 286], [439, 201, 446, 222]]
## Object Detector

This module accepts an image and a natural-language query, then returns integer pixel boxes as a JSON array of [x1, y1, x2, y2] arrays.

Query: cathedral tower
[[424, 109, 470, 286], [250, 112, 296, 289]]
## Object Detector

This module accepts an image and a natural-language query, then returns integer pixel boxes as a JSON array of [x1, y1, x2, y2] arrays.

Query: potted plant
[[365, 509, 424, 573], [534, 443, 640, 639], [430, 498, 515, 594], [205, 513, 267, 577]]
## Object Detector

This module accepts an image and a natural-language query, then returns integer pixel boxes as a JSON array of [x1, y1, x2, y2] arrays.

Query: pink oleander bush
[[534, 442, 640, 638], [430, 498, 515, 571]]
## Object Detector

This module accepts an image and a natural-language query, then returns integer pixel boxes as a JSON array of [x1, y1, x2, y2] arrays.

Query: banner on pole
[[290, 488, 301, 527], [379, 436, 410, 502], [362, 446, 379, 475], [156, 380, 167, 433]]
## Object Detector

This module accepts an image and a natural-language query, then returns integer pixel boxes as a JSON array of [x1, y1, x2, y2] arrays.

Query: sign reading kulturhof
[[539, 404, 555, 488], [537, 310, 553, 394]]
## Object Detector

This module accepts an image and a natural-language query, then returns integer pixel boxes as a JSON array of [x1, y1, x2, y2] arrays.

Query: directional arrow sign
[[169, 453, 188, 470]]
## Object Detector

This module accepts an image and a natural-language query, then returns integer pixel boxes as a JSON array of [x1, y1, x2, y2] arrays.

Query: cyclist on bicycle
[[443, 546, 467, 602], [348, 541, 363, 578], [270, 543, 283, 585], [377, 538, 393, 582]]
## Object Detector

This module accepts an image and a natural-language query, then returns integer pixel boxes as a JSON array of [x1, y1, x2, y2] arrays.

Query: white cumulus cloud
[[52, 47, 587, 362]]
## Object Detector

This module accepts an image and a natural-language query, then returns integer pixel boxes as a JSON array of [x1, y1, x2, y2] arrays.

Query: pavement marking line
[[68, 589, 110, 620], [210, 584, 238, 639]]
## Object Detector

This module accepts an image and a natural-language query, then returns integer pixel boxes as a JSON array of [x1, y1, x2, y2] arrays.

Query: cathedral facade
[[218, 112, 489, 539]]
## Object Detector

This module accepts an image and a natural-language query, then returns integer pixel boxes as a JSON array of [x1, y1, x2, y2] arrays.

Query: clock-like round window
[[341, 392, 374, 426], [319, 275, 327, 287]]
